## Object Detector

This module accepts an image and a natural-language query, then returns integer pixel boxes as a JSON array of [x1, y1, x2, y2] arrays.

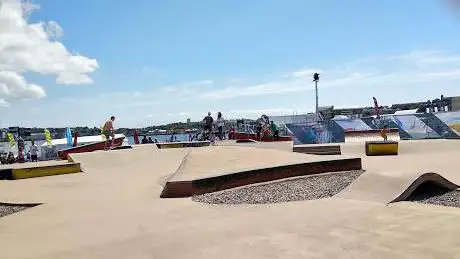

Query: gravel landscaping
[[192, 170, 364, 205], [407, 188, 460, 208], [0, 203, 39, 218]]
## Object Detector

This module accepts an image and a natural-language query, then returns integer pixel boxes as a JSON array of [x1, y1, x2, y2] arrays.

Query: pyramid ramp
[[336, 170, 458, 204]]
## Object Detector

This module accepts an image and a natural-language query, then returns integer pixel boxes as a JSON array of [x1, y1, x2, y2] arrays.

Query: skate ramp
[[396, 139, 460, 154], [68, 144, 184, 172], [161, 145, 362, 197], [340, 139, 460, 156], [0, 160, 81, 180], [0, 145, 190, 204], [336, 170, 459, 204], [293, 143, 341, 155], [221, 140, 294, 152], [69, 144, 190, 193]]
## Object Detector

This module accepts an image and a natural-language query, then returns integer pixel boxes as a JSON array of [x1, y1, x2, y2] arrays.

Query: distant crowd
[[141, 136, 159, 144], [254, 114, 279, 141], [0, 136, 39, 164]]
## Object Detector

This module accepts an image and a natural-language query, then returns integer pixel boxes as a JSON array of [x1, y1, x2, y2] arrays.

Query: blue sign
[[65, 128, 73, 147]]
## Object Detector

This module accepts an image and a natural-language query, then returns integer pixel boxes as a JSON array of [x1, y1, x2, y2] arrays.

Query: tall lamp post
[[313, 73, 320, 121]]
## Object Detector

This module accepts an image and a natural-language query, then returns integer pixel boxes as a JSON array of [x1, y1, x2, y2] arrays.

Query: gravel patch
[[192, 170, 364, 205], [0, 203, 39, 218], [408, 190, 460, 208]]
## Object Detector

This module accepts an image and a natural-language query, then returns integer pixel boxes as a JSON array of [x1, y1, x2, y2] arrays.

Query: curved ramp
[[336, 171, 459, 204], [161, 146, 362, 198]]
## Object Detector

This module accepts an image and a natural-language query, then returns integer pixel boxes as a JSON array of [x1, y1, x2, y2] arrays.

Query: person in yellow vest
[[102, 116, 116, 150]]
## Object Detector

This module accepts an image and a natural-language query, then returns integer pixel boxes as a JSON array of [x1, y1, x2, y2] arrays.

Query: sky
[[1, 0, 460, 128]]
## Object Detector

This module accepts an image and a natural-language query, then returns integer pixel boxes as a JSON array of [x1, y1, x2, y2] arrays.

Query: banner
[[435, 111, 460, 135], [7, 133, 16, 147], [44, 129, 52, 146], [334, 119, 372, 132], [65, 128, 73, 147], [100, 125, 106, 141]]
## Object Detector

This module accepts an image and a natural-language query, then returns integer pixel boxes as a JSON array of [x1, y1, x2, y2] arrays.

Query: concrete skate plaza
[[1, 140, 460, 258]]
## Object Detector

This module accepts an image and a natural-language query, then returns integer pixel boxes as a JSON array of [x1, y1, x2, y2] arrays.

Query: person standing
[[216, 112, 225, 140], [202, 112, 214, 140], [17, 135, 25, 161], [30, 140, 39, 162], [256, 122, 263, 141], [102, 116, 116, 150], [270, 121, 279, 141]]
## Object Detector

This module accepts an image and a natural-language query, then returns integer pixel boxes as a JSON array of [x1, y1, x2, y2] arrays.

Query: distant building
[[451, 96, 460, 111], [187, 118, 191, 124], [30, 133, 46, 141], [269, 114, 311, 126]]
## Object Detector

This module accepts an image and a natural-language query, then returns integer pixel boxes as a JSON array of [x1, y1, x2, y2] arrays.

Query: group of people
[[0, 139, 39, 164], [201, 111, 226, 142], [141, 136, 159, 144], [255, 115, 279, 141]]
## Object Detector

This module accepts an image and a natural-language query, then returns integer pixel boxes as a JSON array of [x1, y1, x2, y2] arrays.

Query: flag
[[7, 133, 16, 147], [44, 129, 52, 146], [65, 128, 73, 147], [100, 125, 106, 141], [373, 97, 380, 119]]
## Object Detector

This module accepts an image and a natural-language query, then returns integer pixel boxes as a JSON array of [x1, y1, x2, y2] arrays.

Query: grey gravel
[[192, 170, 364, 205], [408, 190, 460, 208], [0, 203, 38, 218]]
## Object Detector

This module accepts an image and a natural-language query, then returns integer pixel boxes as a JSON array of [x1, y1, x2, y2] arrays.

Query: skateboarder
[[102, 116, 116, 150], [380, 125, 389, 141]]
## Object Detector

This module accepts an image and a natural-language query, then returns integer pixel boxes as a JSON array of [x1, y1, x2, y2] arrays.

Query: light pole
[[313, 73, 320, 121]]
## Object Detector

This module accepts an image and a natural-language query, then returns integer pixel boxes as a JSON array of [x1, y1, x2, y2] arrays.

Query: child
[[380, 125, 389, 141], [210, 133, 217, 146]]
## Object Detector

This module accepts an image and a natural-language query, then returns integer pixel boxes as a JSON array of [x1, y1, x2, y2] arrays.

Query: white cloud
[[0, 70, 46, 99], [288, 68, 322, 78], [198, 50, 460, 100], [56, 79, 214, 111], [0, 98, 9, 107], [5, 49, 460, 127], [0, 0, 99, 104], [200, 81, 304, 99], [390, 50, 460, 66]]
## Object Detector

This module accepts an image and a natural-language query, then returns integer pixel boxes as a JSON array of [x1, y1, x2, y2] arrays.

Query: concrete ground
[[0, 140, 460, 258], [172, 145, 347, 181]]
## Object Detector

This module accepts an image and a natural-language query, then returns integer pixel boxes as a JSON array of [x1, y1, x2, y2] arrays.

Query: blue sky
[[1, 0, 460, 127]]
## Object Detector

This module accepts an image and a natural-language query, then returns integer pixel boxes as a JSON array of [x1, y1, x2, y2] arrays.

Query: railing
[[285, 111, 460, 144]]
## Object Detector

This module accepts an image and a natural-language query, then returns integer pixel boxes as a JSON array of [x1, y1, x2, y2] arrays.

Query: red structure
[[58, 136, 125, 160], [133, 130, 140, 145]]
